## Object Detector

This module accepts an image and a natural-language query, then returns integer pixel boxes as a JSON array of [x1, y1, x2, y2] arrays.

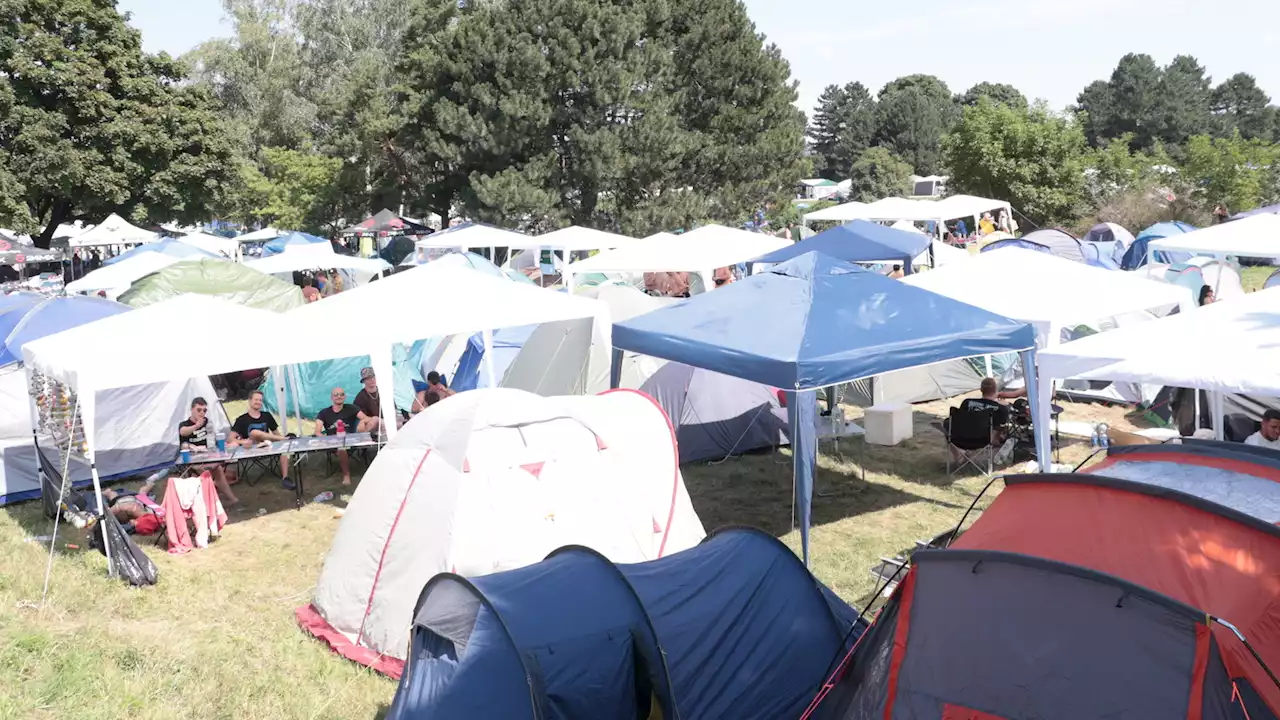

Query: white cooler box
[[864, 402, 913, 446]]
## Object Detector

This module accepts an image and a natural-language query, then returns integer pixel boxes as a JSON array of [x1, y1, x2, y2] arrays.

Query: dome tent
[[1082, 222, 1136, 266], [386, 528, 861, 720], [117, 258, 304, 313], [640, 362, 789, 463], [1022, 228, 1084, 263], [1123, 221, 1197, 269], [296, 388, 705, 677]]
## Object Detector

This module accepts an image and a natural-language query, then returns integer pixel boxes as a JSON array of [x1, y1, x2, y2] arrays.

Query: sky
[[118, 0, 1280, 114]]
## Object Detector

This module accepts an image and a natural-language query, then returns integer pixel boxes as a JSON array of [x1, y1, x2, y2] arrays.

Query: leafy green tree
[[396, 0, 806, 235], [1075, 79, 1115, 147], [0, 0, 240, 247], [1181, 133, 1280, 213], [806, 82, 875, 180], [1084, 135, 1172, 209], [959, 82, 1027, 110], [943, 99, 1088, 226], [847, 147, 912, 203], [1154, 55, 1212, 148], [1211, 73, 1274, 140], [873, 75, 958, 175], [238, 148, 344, 232]]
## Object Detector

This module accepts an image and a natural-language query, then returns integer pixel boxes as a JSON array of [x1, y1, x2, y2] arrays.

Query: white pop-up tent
[[288, 261, 614, 438], [1147, 213, 1280, 264], [64, 252, 185, 296], [850, 195, 1013, 233], [1034, 287, 1280, 445], [564, 224, 790, 293], [803, 201, 870, 223], [236, 227, 283, 243], [853, 249, 1197, 406], [177, 232, 240, 259], [68, 214, 158, 248], [245, 242, 391, 282], [505, 225, 637, 282]]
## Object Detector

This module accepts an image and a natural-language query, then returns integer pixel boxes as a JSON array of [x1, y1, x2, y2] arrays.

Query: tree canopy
[[806, 83, 875, 181], [0, 0, 239, 247]]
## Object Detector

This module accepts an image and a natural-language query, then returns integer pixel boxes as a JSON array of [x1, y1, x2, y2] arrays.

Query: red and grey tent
[[807, 467, 1280, 719]]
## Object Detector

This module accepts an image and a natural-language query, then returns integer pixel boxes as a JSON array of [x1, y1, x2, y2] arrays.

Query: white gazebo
[[177, 232, 240, 259], [803, 201, 870, 224], [564, 225, 790, 294], [1147, 213, 1280, 264], [68, 214, 158, 248], [1034, 287, 1280, 447], [245, 243, 391, 283], [64, 253, 187, 296]]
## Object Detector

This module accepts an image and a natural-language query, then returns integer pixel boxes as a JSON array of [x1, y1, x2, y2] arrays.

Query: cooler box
[[864, 402, 913, 446]]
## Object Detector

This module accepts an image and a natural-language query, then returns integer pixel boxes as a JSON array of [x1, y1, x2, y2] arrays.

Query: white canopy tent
[[288, 261, 614, 440], [68, 214, 158, 248], [842, 195, 1011, 234], [245, 243, 391, 282], [523, 226, 636, 253], [177, 232, 240, 259], [64, 253, 184, 296], [904, 248, 1195, 346], [236, 227, 283, 243], [1147, 213, 1280, 263], [1035, 288, 1280, 447], [564, 224, 790, 293], [803, 201, 870, 223]]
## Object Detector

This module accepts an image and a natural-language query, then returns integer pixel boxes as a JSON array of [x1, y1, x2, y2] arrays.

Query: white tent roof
[[903, 248, 1195, 345], [519, 226, 636, 252], [644, 232, 679, 241], [236, 227, 282, 243], [69, 214, 158, 247], [64, 252, 183, 294], [22, 294, 305, 392], [289, 260, 611, 349], [857, 195, 1011, 223], [803, 201, 869, 223], [1036, 287, 1280, 396], [414, 224, 528, 249], [177, 232, 239, 258], [245, 243, 391, 276], [1147, 213, 1280, 261], [566, 224, 789, 275]]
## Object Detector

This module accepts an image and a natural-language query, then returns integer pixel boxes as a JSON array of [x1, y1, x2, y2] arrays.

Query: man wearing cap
[[354, 367, 384, 434]]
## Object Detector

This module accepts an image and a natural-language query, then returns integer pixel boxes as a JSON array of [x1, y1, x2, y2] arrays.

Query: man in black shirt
[[178, 397, 239, 505], [230, 390, 293, 489], [315, 387, 360, 485], [959, 378, 1011, 428]]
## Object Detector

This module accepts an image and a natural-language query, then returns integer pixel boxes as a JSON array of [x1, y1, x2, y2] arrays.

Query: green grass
[[0, 397, 1153, 718], [1241, 265, 1271, 292]]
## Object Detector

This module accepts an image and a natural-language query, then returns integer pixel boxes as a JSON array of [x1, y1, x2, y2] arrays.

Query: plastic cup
[[180, 449, 191, 464], [215, 437, 226, 453]]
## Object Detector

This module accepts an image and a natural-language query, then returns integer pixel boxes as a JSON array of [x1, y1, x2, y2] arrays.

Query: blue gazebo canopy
[[103, 238, 215, 267], [750, 220, 931, 273], [262, 231, 330, 257], [612, 252, 1041, 565]]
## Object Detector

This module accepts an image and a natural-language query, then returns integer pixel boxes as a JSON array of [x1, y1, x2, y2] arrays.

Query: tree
[[1211, 73, 1273, 140], [1105, 53, 1163, 150], [0, 0, 240, 247], [1181, 133, 1280, 213], [943, 99, 1088, 226], [1084, 135, 1172, 210], [873, 75, 958, 175], [1154, 55, 1212, 147], [396, 0, 806, 234], [959, 82, 1027, 110], [806, 82, 875, 180], [1076, 79, 1115, 147], [237, 147, 344, 232], [847, 148, 912, 203]]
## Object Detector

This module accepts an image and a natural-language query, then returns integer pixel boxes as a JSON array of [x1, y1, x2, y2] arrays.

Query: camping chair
[[946, 406, 995, 477]]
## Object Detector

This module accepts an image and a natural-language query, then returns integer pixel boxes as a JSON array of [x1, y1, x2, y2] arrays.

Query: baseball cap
[[360, 367, 375, 381]]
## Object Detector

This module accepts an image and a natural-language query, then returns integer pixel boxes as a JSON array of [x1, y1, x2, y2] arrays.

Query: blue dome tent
[[979, 238, 1054, 255], [387, 528, 862, 720], [751, 220, 931, 274], [261, 231, 330, 258], [1123, 221, 1197, 269]]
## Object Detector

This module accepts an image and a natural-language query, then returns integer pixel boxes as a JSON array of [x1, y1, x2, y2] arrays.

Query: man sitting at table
[[1246, 409, 1280, 449], [178, 397, 240, 505], [315, 387, 360, 485], [229, 390, 293, 490], [354, 367, 389, 435]]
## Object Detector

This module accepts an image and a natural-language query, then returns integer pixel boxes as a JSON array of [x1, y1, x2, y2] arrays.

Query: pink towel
[[162, 472, 228, 555]]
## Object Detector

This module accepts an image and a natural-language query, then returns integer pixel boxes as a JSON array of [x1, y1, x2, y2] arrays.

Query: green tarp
[[118, 258, 304, 313]]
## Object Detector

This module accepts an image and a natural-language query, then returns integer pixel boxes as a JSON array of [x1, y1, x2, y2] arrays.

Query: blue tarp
[[0, 296, 129, 366], [612, 252, 1038, 565], [1123, 221, 1197, 269], [1230, 203, 1280, 221], [388, 528, 862, 720], [262, 231, 330, 258], [980, 238, 1054, 255], [751, 220, 931, 274], [103, 238, 216, 266], [451, 325, 537, 392]]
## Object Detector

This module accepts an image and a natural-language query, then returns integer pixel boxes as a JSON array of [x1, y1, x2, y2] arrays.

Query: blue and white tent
[[387, 528, 862, 720], [612, 252, 1042, 564], [103, 237, 216, 267], [751, 220, 931, 274]]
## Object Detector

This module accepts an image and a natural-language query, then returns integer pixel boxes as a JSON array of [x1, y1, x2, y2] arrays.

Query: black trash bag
[[91, 513, 159, 587]]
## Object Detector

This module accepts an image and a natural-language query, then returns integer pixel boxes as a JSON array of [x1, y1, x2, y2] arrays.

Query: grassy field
[[0, 392, 1140, 719]]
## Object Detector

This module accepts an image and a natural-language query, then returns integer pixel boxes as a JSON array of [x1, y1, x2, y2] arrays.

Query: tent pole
[[1022, 348, 1052, 472], [1210, 390, 1225, 441], [287, 364, 304, 437], [788, 389, 817, 567], [81, 391, 114, 577], [481, 329, 497, 389], [610, 348, 624, 390], [270, 366, 288, 434]]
